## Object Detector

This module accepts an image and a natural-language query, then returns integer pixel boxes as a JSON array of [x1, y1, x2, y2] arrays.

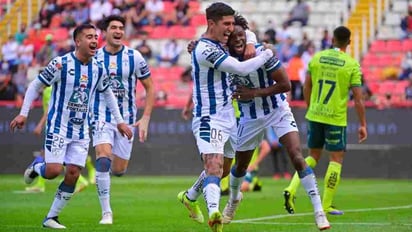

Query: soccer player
[[91, 15, 155, 225], [220, 15, 330, 230], [10, 23, 133, 229], [176, 3, 274, 232], [25, 86, 95, 193], [283, 26, 367, 216]]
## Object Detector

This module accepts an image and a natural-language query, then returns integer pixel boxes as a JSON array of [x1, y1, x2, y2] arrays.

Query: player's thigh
[[324, 124, 347, 152], [224, 123, 237, 159], [192, 115, 235, 155], [112, 124, 135, 160], [237, 117, 266, 152], [270, 110, 299, 139], [307, 120, 326, 149], [44, 133, 70, 164], [65, 139, 90, 168], [92, 121, 115, 149]]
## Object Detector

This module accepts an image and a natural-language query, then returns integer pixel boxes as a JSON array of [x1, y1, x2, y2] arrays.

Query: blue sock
[[297, 166, 314, 178], [96, 157, 111, 172]]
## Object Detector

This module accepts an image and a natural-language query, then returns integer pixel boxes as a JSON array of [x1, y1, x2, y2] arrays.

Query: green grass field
[[1, 175, 411, 232]]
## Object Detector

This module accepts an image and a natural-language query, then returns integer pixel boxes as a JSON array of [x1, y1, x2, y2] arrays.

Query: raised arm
[[217, 49, 273, 76]]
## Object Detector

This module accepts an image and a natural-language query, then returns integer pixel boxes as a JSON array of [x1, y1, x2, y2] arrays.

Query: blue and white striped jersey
[[191, 38, 232, 117], [230, 45, 288, 119], [91, 45, 150, 125], [38, 52, 109, 140]]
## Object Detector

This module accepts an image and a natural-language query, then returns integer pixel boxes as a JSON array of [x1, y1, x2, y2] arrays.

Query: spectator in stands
[[262, 28, 276, 44], [136, 35, 153, 61], [284, 0, 310, 26], [400, 5, 412, 39], [286, 49, 305, 100], [15, 23, 28, 45], [12, 63, 28, 97], [124, 0, 148, 30], [398, 51, 412, 80], [302, 42, 316, 68], [405, 76, 412, 100], [0, 62, 22, 106], [277, 36, 298, 63], [321, 29, 332, 50], [1, 35, 19, 74], [156, 38, 182, 67], [36, 34, 57, 67], [17, 39, 34, 66], [167, 0, 193, 26], [90, 0, 113, 25], [276, 23, 289, 43], [72, 2, 90, 25], [39, 0, 59, 28], [60, 5, 77, 29], [145, 0, 164, 26]]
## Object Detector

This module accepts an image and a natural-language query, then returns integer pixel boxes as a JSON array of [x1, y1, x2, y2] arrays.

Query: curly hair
[[234, 13, 249, 30]]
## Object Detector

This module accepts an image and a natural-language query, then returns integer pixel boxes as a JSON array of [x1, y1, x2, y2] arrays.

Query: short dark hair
[[333, 26, 351, 47], [206, 2, 235, 22], [73, 24, 96, 41], [234, 13, 249, 30], [100, 15, 126, 31]]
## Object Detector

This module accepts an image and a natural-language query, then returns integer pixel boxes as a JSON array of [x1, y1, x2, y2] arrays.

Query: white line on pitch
[[232, 204, 412, 223], [235, 222, 412, 226]]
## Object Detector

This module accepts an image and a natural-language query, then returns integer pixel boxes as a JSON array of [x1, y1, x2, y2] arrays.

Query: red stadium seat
[[149, 26, 168, 39], [190, 14, 207, 26], [402, 39, 412, 52], [189, 1, 200, 12], [167, 26, 196, 39], [369, 40, 386, 53], [386, 40, 403, 52]]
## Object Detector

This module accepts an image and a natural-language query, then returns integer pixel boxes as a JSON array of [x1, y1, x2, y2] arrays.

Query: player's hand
[[247, 164, 257, 172], [263, 42, 276, 55], [244, 43, 256, 60], [133, 115, 150, 143], [117, 123, 133, 140], [187, 40, 198, 54], [358, 126, 367, 143], [181, 106, 192, 121], [232, 85, 256, 101], [33, 124, 43, 137], [10, 115, 27, 133]]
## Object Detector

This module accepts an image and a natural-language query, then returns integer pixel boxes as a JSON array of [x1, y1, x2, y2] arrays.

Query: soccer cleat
[[208, 211, 223, 232], [177, 191, 204, 223], [24, 156, 44, 184], [314, 211, 331, 230], [325, 206, 344, 215], [43, 216, 66, 229], [222, 192, 242, 224], [283, 190, 296, 214], [99, 212, 113, 224]]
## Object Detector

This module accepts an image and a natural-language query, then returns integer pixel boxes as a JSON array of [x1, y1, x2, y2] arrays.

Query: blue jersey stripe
[[116, 52, 123, 117], [257, 68, 270, 115], [267, 72, 278, 109], [54, 56, 67, 134], [221, 72, 228, 106], [104, 52, 111, 122], [128, 49, 134, 124], [193, 51, 202, 117], [207, 68, 216, 114], [47, 82, 58, 135], [66, 60, 81, 139]]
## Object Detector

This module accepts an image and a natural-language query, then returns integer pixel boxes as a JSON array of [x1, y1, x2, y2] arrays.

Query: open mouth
[[89, 43, 97, 51], [113, 35, 122, 40]]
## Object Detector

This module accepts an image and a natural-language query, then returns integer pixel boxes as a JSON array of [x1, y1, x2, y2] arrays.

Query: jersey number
[[317, 80, 336, 104]]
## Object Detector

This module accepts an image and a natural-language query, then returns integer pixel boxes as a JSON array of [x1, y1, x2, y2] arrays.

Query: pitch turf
[[0, 175, 411, 232]]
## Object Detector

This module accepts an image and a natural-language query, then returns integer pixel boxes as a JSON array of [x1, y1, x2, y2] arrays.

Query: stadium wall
[[1, 107, 411, 178]]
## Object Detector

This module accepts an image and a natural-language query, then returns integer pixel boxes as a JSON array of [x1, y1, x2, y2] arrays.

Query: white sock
[[33, 163, 44, 175], [96, 171, 112, 214], [203, 183, 220, 217], [186, 170, 206, 201], [46, 189, 73, 218], [229, 172, 244, 202], [300, 173, 323, 212]]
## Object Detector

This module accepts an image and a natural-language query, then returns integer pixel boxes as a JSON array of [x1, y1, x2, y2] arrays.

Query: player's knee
[[112, 169, 126, 177], [96, 157, 111, 172], [231, 165, 247, 177]]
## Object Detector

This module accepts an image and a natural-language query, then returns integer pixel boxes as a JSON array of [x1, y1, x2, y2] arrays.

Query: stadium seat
[[149, 26, 168, 39], [190, 14, 207, 26], [188, 1, 200, 12], [386, 40, 402, 52], [402, 39, 412, 52], [369, 40, 386, 53]]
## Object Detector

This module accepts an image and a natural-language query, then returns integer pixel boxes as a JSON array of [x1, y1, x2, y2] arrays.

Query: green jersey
[[42, 86, 52, 113], [306, 48, 362, 126]]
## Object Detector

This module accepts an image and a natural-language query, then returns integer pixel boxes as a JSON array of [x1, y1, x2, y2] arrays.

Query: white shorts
[[92, 121, 135, 160], [44, 133, 90, 167], [192, 107, 236, 158], [237, 105, 298, 151]]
